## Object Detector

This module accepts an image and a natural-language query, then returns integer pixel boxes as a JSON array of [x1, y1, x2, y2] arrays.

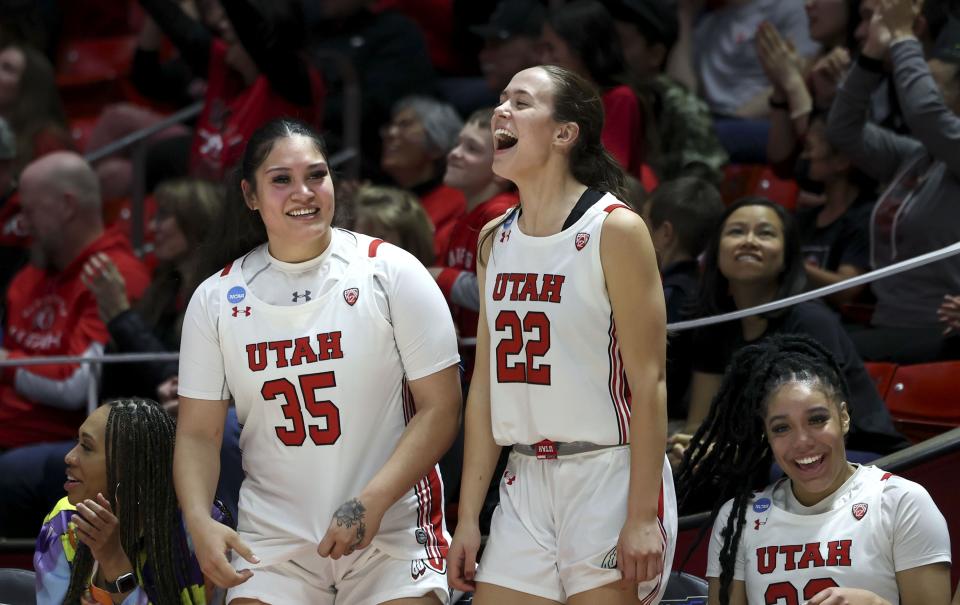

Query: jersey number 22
[[495, 310, 551, 385]]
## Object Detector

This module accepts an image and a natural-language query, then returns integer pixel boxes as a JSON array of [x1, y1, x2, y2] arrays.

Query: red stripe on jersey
[[220, 261, 234, 277], [603, 203, 632, 214], [368, 239, 384, 257], [607, 317, 631, 444], [401, 378, 415, 424], [413, 469, 449, 568], [881, 472, 893, 481]]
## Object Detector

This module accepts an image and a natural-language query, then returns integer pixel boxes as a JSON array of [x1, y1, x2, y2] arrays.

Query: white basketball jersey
[[739, 465, 897, 605], [183, 231, 450, 570], [485, 192, 634, 446]]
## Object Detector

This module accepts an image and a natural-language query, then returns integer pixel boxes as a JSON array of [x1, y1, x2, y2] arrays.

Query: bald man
[[0, 152, 150, 448]]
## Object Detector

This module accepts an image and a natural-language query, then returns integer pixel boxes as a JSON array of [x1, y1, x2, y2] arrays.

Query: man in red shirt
[[0, 152, 150, 449]]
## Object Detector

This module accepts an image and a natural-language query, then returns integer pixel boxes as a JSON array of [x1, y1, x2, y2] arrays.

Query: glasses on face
[[380, 116, 423, 139]]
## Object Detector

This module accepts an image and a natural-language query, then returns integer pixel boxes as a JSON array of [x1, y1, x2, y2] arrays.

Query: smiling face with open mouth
[[764, 381, 852, 506], [63, 405, 110, 506], [717, 204, 786, 286], [491, 67, 563, 181], [243, 134, 336, 263]]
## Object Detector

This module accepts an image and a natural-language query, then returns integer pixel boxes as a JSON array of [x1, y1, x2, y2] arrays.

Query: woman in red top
[[432, 108, 517, 347], [539, 0, 658, 191]]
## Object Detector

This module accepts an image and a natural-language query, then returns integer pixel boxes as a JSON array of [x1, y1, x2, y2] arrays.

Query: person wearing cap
[[473, 0, 547, 95], [604, 0, 728, 183], [828, 0, 960, 363]]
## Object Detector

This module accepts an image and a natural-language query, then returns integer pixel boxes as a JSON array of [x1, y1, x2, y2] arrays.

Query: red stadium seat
[[863, 362, 897, 400], [720, 164, 799, 210], [885, 362, 960, 443]]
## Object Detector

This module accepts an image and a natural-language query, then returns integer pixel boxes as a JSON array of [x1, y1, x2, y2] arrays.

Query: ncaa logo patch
[[343, 288, 359, 306], [852, 502, 868, 520], [575, 232, 590, 250], [227, 286, 246, 304], [753, 498, 771, 513]]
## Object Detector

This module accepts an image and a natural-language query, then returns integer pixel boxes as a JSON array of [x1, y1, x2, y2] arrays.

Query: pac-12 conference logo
[[227, 286, 246, 304]]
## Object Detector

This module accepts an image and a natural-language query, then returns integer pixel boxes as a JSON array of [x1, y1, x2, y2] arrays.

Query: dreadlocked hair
[[64, 399, 195, 604], [675, 334, 849, 605]]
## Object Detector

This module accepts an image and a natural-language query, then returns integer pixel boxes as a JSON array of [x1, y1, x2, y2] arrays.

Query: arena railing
[[81, 48, 362, 254], [3, 238, 960, 414]]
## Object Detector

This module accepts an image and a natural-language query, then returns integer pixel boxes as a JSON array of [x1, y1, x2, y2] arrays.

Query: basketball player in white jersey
[[448, 65, 677, 604], [174, 119, 462, 604], [677, 334, 951, 605]]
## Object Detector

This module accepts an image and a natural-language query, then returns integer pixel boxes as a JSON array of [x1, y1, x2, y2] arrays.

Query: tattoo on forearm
[[334, 498, 366, 546]]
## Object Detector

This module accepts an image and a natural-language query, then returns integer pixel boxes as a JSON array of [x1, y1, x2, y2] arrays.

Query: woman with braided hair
[[34, 399, 230, 604], [677, 334, 951, 605]]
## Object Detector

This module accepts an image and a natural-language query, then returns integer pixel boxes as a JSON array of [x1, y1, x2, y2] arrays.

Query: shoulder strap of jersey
[[368, 238, 384, 257], [220, 260, 235, 277], [603, 202, 634, 214]]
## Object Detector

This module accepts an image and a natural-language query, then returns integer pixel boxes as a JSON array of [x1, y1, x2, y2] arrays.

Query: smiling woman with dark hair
[[668, 197, 907, 471]]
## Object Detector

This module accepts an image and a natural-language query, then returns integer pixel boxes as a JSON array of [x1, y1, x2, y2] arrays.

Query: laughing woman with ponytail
[[677, 334, 951, 605], [34, 399, 230, 604]]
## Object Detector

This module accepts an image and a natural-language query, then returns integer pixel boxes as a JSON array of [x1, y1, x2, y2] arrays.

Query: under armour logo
[[754, 518, 766, 530], [503, 470, 516, 485], [500, 230, 511, 243], [292, 291, 312, 303], [232, 306, 251, 317]]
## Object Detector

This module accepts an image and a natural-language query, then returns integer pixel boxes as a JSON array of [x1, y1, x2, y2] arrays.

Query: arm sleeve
[[6, 294, 108, 410], [378, 245, 460, 380], [706, 499, 746, 581], [890, 39, 960, 178], [137, 0, 211, 76], [449, 271, 480, 311], [827, 63, 923, 182], [221, 0, 313, 106], [884, 477, 952, 571], [177, 277, 231, 400]]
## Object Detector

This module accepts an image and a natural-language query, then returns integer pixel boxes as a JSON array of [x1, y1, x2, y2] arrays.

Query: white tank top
[[179, 230, 457, 569], [485, 191, 633, 446], [739, 465, 897, 605]]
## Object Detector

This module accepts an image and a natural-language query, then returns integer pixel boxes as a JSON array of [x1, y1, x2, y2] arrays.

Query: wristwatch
[[107, 572, 137, 594]]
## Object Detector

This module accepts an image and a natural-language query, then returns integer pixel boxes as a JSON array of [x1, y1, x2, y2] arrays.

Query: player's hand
[[73, 493, 126, 567], [188, 514, 257, 588], [617, 516, 664, 587], [805, 586, 890, 605], [447, 520, 482, 592], [317, 496, 382, 559]]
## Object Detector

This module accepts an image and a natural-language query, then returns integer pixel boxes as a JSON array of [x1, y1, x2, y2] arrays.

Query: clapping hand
[[937, 295, 960, 335], [810, 47, 851, 108], [756, 21, 805, 93]]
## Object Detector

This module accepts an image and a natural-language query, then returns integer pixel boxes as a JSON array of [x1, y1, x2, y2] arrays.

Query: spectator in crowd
[[605, 0, 729, 183], [667, 198, 908, 470], [760, 0, 861, 177], [677, 335, 952, 604], [469, 0, 546, 105], [349, 184, 437, 266], [380, 95, 466, 258], [0, 37, 71, 174], [795, 114, 874, 308], [138, 0, 324, 182], [307, 0, 437, 179], [0, 152, 150, 450], [83, 179, 224, 402], [541, 0, 658, 189], [828, 0, 960, 363], [0, 116, 27, 306], [669, 0, 819, 163], [35, 399, 233, 604], [642, 176, 723, 419], [432, 108, 517, 349]]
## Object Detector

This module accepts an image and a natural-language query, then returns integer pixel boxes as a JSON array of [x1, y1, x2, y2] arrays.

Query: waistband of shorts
[[512, 440, 623, 457]]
